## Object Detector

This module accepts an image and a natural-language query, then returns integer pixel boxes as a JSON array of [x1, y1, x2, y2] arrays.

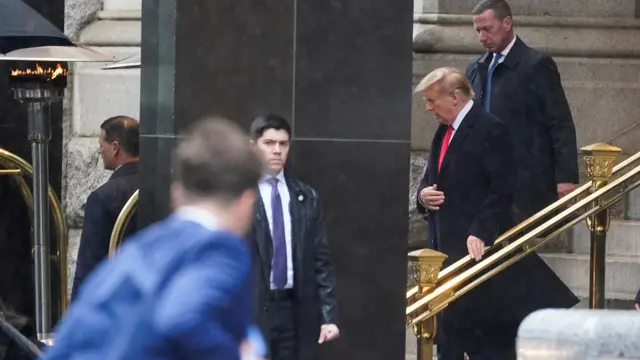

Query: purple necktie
[[268, 177, 287, 289]]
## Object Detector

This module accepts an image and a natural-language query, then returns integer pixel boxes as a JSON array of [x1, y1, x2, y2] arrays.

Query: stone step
[[413, 15, 640, 58], [414, 54, 640, 83], [415, 0, 637, 19], [571, 220, 640, 256], [541, 253, 640, 300]]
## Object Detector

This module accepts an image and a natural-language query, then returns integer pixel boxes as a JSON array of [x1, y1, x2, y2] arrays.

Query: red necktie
[[438, 125, 454, 173]]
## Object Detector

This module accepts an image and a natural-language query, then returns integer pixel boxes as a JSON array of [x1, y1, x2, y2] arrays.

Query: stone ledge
[[414, 17, 640, 57], [71, 47, 141, 137], [413, 53, 640, 84], [78, 19, 141, 46], [418, 0, 636, 19], [97, 10, 141, 20], [415, 14, 640, 29]]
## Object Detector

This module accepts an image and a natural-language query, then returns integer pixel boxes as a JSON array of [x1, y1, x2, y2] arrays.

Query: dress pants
[[268, 293, 297, 360]]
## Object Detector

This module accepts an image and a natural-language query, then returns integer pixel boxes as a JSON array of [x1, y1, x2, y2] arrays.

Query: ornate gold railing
[[0, 149, 69, 316], [406, 143, 640, 359], [108, 190, 138, 256]]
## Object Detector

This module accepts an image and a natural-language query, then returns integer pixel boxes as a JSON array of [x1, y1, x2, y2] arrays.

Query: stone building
[[64, 0, 640, 310]]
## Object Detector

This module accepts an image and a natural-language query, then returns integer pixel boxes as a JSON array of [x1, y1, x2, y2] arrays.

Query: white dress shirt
[[258, 171, 294, 289], [491, 35, 517, 67], [176, 206, 219, 231], [447, 99, 474, 144]]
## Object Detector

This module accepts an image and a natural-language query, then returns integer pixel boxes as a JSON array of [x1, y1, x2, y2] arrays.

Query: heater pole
[[26, 99, 53, 344]]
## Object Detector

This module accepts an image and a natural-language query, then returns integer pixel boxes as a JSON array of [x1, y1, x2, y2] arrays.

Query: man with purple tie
[[249, 114, 339, 360]]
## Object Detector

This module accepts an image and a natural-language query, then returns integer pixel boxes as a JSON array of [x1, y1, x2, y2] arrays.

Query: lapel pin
[[298, 194, 304, 202]]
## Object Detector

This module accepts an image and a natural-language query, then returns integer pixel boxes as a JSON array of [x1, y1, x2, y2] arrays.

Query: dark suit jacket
[[71, 161, 139, 299], [416, 103, 578, 348], [248, 176, 337, 360], [466, 37, 579, 219]]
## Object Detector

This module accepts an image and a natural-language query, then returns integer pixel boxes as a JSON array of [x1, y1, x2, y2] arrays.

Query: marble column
[[140, 1, 413, 359]]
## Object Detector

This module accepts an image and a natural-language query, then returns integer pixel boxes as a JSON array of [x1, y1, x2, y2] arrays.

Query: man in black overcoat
[[415, 67, 579, 360], [467, 0, 579, 220], [248, 114, 339, 360], [72, 116, 139, 299]]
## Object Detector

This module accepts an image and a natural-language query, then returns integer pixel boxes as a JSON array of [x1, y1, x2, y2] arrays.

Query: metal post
[[27, 100, 52, 343], [580, 143, 621, 309], [407, 249, 447, 360]]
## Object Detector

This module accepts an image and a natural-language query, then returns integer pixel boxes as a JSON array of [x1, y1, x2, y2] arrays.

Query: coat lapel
[[430, 125, 446, 182], [253, 197, 272, 287], [286, 177, 306, 286], [438, 103, 478, 174]]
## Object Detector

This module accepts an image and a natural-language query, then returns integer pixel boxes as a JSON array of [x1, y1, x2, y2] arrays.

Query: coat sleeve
[[467, 121, 517, 245], [71, 191, 111, 300], [416, 164, 430, 215], [310, 190, 339, 326], [153, 239, 252, 359], [533, 55, 579, 185]]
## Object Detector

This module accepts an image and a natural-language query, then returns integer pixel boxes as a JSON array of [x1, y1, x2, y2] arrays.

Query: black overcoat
[[466, 37, 579, 219], [416, 103, 578, 348], [249, 177, 338, 360]]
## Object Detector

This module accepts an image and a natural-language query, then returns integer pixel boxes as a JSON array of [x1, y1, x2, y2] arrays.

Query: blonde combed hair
[[414, 67, 475, 100]]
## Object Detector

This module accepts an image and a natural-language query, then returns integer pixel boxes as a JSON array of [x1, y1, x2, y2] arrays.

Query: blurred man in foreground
[[41, 118, 265, 360]]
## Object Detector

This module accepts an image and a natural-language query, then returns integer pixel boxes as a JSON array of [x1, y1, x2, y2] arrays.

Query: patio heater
[[0, 0, 114, 345]]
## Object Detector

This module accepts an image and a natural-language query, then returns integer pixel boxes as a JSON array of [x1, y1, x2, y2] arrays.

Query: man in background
[[467, 0, 579, 220], [248, 114, 339, 360], [71, 116, 139, 299], [42, 118, 265, 360]]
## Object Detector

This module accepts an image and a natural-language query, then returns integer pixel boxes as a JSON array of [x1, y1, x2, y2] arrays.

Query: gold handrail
[[0, 149, 69, 314], [406, 152, 640, 326], [108, 190, 138, 257], [406, 150, 640, 301]]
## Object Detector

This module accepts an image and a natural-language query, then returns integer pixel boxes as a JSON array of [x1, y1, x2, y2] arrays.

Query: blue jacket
[[41, 216, 256, 360]]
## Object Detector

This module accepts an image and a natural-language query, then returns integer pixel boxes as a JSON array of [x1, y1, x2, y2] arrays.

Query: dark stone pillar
[[140, 1, 413, 359]]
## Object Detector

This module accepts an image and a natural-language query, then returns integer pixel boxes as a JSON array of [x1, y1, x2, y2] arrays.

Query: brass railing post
[[407, 249, 447, 360], [580, 143, 621, 309]]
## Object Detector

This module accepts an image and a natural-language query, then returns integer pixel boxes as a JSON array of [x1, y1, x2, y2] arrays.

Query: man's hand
[[557, 183, 575, 198], [467, 235, 485, 261], [419, 184, 445, 211], [635, 303, 640, 311], [318, 324, 340, 344]]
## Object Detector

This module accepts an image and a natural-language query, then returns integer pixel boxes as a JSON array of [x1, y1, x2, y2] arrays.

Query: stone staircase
[[408, 2, 640, 358]]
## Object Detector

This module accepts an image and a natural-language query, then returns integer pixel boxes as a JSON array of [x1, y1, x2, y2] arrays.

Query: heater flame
[[10, 64, 67, 80]]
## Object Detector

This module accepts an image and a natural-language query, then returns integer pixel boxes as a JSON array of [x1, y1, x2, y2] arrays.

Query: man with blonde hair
[[415, 67, 576, 359]]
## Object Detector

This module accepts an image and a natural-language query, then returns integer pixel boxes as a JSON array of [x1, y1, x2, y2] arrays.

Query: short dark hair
[[175, 117, 262, 201], [249, 114, 292, 140], [100, 116, 139, 157], [472, 0, 512, 20]]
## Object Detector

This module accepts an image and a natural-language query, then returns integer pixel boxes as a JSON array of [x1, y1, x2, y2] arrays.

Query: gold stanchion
[[580, 143, 621, 309], [407, 249, 447, 360]]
